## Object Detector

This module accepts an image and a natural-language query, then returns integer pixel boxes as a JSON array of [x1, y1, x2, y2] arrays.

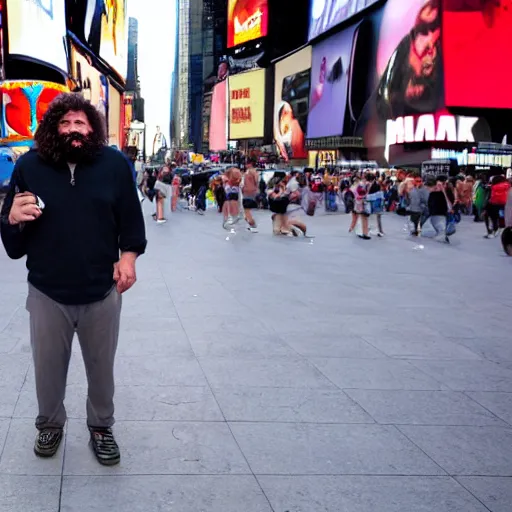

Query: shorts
[[243, 197, 258, 209], [225, 185, 240, 201]]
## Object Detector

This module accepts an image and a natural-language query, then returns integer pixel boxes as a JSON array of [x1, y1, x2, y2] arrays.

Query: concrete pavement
[[0, 206, 511, 511]]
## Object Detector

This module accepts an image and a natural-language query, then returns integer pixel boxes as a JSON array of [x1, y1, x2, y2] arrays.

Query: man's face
[[412, 6, 440, 77], [58, 111, 92, 145], [414, 177, 423, 188], [57, 110, 96, 163]]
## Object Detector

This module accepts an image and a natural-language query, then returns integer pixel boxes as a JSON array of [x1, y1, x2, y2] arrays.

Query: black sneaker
[[358, 234, 371, 240], [89, 427, 120, 466], [34, 428, 63, 458]]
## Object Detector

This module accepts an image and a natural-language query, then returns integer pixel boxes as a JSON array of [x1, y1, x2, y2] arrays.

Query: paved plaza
[[1, 207, 511, 511]]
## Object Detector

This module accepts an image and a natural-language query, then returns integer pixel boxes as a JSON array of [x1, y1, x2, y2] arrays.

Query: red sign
[[443, 0, 512, 108], [227, 0, 268, 48], [0, 80, 69, 143]]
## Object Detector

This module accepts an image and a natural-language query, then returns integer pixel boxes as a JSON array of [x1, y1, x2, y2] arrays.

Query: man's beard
[[58, 132, 98, 163]]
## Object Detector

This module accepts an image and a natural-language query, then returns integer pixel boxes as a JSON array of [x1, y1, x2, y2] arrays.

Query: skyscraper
[[126, 17, 138, 92]]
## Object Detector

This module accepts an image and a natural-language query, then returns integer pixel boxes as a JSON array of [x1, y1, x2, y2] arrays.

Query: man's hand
[[113, 252, 137, 294], [8, 193, 42, 225]]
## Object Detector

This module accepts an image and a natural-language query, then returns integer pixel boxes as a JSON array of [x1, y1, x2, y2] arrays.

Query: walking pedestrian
[[0, 94, 146, 465], [367, 174, 385, 236], [222, 167, 242, 229], [408, 174, 430, 236], [242, 158, 259, 232], [484, 175, 510, 238], [427, 177, 450, 243]]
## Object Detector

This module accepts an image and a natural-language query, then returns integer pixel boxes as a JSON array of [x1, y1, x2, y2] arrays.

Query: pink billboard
[[209, 80, 228, 151]]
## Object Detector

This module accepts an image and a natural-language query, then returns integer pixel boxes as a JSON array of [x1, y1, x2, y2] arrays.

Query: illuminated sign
[[227, 0, 269, 48], [100, 0, 128, 79], [385, 114, 478, 162], [0, 80, 69, 144], [274, 47, 311, 161], [309, 0, 379, 40], [210, 80, 228, 151], [228, 69, 265, 140], [6, 0, 68, 72]]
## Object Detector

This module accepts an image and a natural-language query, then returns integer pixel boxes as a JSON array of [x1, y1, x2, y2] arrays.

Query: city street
[[1, 207, 512, 512]]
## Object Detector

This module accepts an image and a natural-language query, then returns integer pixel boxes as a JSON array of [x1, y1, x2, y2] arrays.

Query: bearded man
[[0, 94, 146, 465]]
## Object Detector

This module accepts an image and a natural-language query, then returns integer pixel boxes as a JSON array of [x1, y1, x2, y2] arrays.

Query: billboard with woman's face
[[273, 47, 312, 161], [351, 0, 445, 156]]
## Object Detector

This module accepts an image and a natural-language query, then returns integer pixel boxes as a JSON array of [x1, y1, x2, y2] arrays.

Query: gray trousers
[[26, 284, 122, 430]]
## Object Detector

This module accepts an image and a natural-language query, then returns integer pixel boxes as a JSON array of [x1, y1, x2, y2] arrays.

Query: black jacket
[[428, 190, 449, 217], [0, 147, 147, 305]]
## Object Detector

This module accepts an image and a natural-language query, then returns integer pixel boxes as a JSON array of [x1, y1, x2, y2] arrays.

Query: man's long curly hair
[[35, 93, 107, 163]]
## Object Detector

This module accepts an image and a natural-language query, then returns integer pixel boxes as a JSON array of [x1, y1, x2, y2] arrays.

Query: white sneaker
[[223, 217, 234, 230], [156, 219, 167, 224], [247, 227, 258, 233]]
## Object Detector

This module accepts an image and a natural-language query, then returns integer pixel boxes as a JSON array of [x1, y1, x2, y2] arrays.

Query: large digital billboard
[[71, 45, 108, 119], [309, 0, 380, 41], [307, 24, 359, 139], [274, 47, 311, 161], [350, 0, 445, 158], [227, 0, 269, 48], [209, 80, 228, 151], [6, 0, 68, 72], [100, 0, 128, 79], [229, 69, 266, 140], [0, 81, 69, 144], [443, 0, 512, 109]]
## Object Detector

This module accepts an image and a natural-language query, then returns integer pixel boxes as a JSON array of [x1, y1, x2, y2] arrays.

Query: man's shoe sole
[[34, 446, 60, 458]]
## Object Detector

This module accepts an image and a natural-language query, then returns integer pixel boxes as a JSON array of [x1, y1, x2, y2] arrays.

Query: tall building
[[189, 0, 204, 152], [175, 0, 190, 149], [171, 0, 227, 152], [126, 18, 139, 92], [124, 17, 145, 156]]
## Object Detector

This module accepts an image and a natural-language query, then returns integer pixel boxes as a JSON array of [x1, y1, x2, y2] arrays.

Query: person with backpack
[[502, 185, 512, 255], [484, 174, 510, 238], [367, 174, 385, 236], [472, 173, 488, 222], [306, 171, 324, 216]]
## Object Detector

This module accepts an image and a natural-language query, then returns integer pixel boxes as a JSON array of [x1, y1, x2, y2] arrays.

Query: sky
[[127, 0, 177, 156]]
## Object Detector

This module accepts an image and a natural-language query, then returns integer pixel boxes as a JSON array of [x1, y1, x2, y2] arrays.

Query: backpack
[[310, 176, 324, 193]]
